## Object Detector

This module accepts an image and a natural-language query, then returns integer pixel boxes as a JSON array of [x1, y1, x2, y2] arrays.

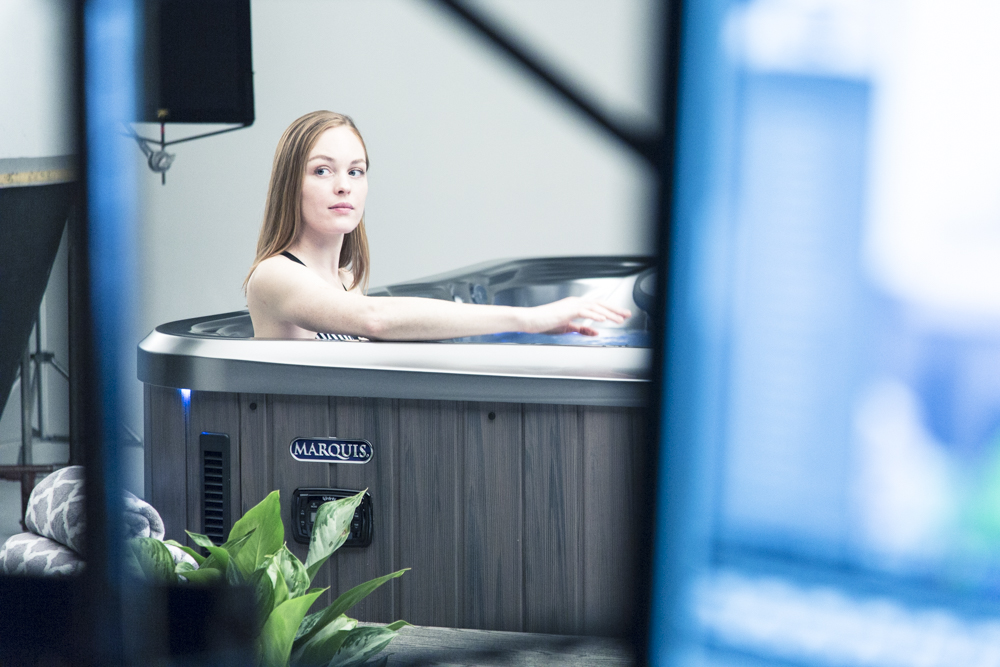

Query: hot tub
[[139, 256, 652, 636]]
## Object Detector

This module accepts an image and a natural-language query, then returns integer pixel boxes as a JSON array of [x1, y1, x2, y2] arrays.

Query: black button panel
[[291, 488, 373, 547]]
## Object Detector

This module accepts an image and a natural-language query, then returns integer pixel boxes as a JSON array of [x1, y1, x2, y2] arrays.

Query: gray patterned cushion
[[24, 465, 165, 555], [1, 465, 183, 578], [24, 466, 87, 554], [122, 489, 165, 542], [0, 533, 85, 577], [0, 535, 194, 578]]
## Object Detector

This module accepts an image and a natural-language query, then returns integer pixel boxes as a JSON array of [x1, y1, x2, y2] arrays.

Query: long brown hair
[[244, 110, 371, 293]]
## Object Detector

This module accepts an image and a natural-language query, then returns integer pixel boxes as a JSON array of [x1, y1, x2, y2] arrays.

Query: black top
[[281, 250, 306, 266]]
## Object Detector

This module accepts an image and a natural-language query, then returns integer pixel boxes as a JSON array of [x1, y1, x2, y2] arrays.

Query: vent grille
[[200, 432, 231, 545]]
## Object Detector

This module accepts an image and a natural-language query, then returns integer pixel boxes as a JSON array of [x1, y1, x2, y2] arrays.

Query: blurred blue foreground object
[[648, 0, 1000, 665]]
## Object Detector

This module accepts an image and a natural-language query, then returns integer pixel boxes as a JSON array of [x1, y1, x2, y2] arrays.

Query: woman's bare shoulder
[[247, 257, 304, 320], [254, 253, 296, 275], [249, 254, 307, 294], [247, 256, 314, 338]]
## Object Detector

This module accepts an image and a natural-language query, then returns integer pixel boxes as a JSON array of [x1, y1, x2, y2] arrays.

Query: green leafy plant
[[127, 489, 408, 667]]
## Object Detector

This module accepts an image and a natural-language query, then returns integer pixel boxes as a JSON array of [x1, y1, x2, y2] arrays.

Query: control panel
[[291, 488, 372, 547]]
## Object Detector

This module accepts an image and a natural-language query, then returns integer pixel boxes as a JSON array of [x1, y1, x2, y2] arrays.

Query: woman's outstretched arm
[[248, 256, 630, 340]]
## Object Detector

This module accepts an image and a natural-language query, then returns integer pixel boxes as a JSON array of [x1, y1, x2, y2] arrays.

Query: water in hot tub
[[441, 330, 651, 347]]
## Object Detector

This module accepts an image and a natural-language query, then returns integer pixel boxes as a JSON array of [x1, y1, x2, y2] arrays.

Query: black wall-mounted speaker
[[142, 0, 254, 125]]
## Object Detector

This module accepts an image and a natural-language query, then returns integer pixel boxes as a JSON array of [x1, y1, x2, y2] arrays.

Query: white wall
[[0, 0, 74, 160]]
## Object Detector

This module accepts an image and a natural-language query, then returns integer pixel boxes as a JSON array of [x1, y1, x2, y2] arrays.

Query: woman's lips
[[330, 203, 354, 212]]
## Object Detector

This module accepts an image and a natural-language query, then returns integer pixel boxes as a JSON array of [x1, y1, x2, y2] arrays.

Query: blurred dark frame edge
[[71, 0, 116, 661], [638, 0, 686, 665]]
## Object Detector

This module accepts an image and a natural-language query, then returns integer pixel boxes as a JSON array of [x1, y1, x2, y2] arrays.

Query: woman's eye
[[315, 166, 331, 176], [349, 168, 365, 177]]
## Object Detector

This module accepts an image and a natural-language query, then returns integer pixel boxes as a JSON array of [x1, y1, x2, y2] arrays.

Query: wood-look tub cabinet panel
[[238, 393, 271, 514], [270, 394, 333, 598], [582, 407, 641, 637], [144, 385, 187, 543], [397, 399, 464, 628], [145, 389, 645, 637], [523, 404, 583, 635], [332, 397, 399, 624], [462, 401, 523, 632]]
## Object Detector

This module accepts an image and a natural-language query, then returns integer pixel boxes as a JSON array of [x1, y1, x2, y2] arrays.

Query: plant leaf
[[256, 589, 324, 667], [221, 529, 255, 562], [277, 545, 311, 599], [326, 626, 399, 667], [294, 570, 407, 648], [383, 620, 410, 632], [122, 541, 145, 580], [186, 531, 216, 549], [226, 557, 246, 586], [180, 567, 222, 585], [175, 561, 196, 574], [128, 537, 177, 583], [199, 544, 231, 572], [229, 490, 285, 575], [247, 567, 277, 636], [304, 491, 365, 581], [265, 553, 290, 608], [164, 539, 205, 565], [221, 526, 255, 550], [288, 614, 356, 667], [204, 530, 255, 582]]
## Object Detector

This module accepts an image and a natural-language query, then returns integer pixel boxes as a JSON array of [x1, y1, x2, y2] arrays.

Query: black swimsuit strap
[[281, 250, 306, 266], [281, 250, 348, 291]]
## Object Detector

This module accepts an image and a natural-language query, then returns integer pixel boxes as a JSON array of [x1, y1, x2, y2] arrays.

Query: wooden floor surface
[[366, 624, 635, 666]]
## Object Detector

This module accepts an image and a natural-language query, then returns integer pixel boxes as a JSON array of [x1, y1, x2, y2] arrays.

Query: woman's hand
[[522, 297, 631, 336]]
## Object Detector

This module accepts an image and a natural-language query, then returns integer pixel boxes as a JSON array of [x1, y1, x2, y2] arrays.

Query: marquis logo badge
[[289, 438, 373, 464]]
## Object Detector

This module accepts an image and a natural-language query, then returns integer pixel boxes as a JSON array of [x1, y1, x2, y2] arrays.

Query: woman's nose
[[333, 174, 350, 194]]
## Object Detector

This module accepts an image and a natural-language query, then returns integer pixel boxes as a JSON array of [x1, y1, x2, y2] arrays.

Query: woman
[[245, 111, 629, 340]]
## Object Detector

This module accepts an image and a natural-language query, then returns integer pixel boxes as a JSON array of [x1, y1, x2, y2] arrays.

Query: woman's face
[[300, 125, 368, 237]]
